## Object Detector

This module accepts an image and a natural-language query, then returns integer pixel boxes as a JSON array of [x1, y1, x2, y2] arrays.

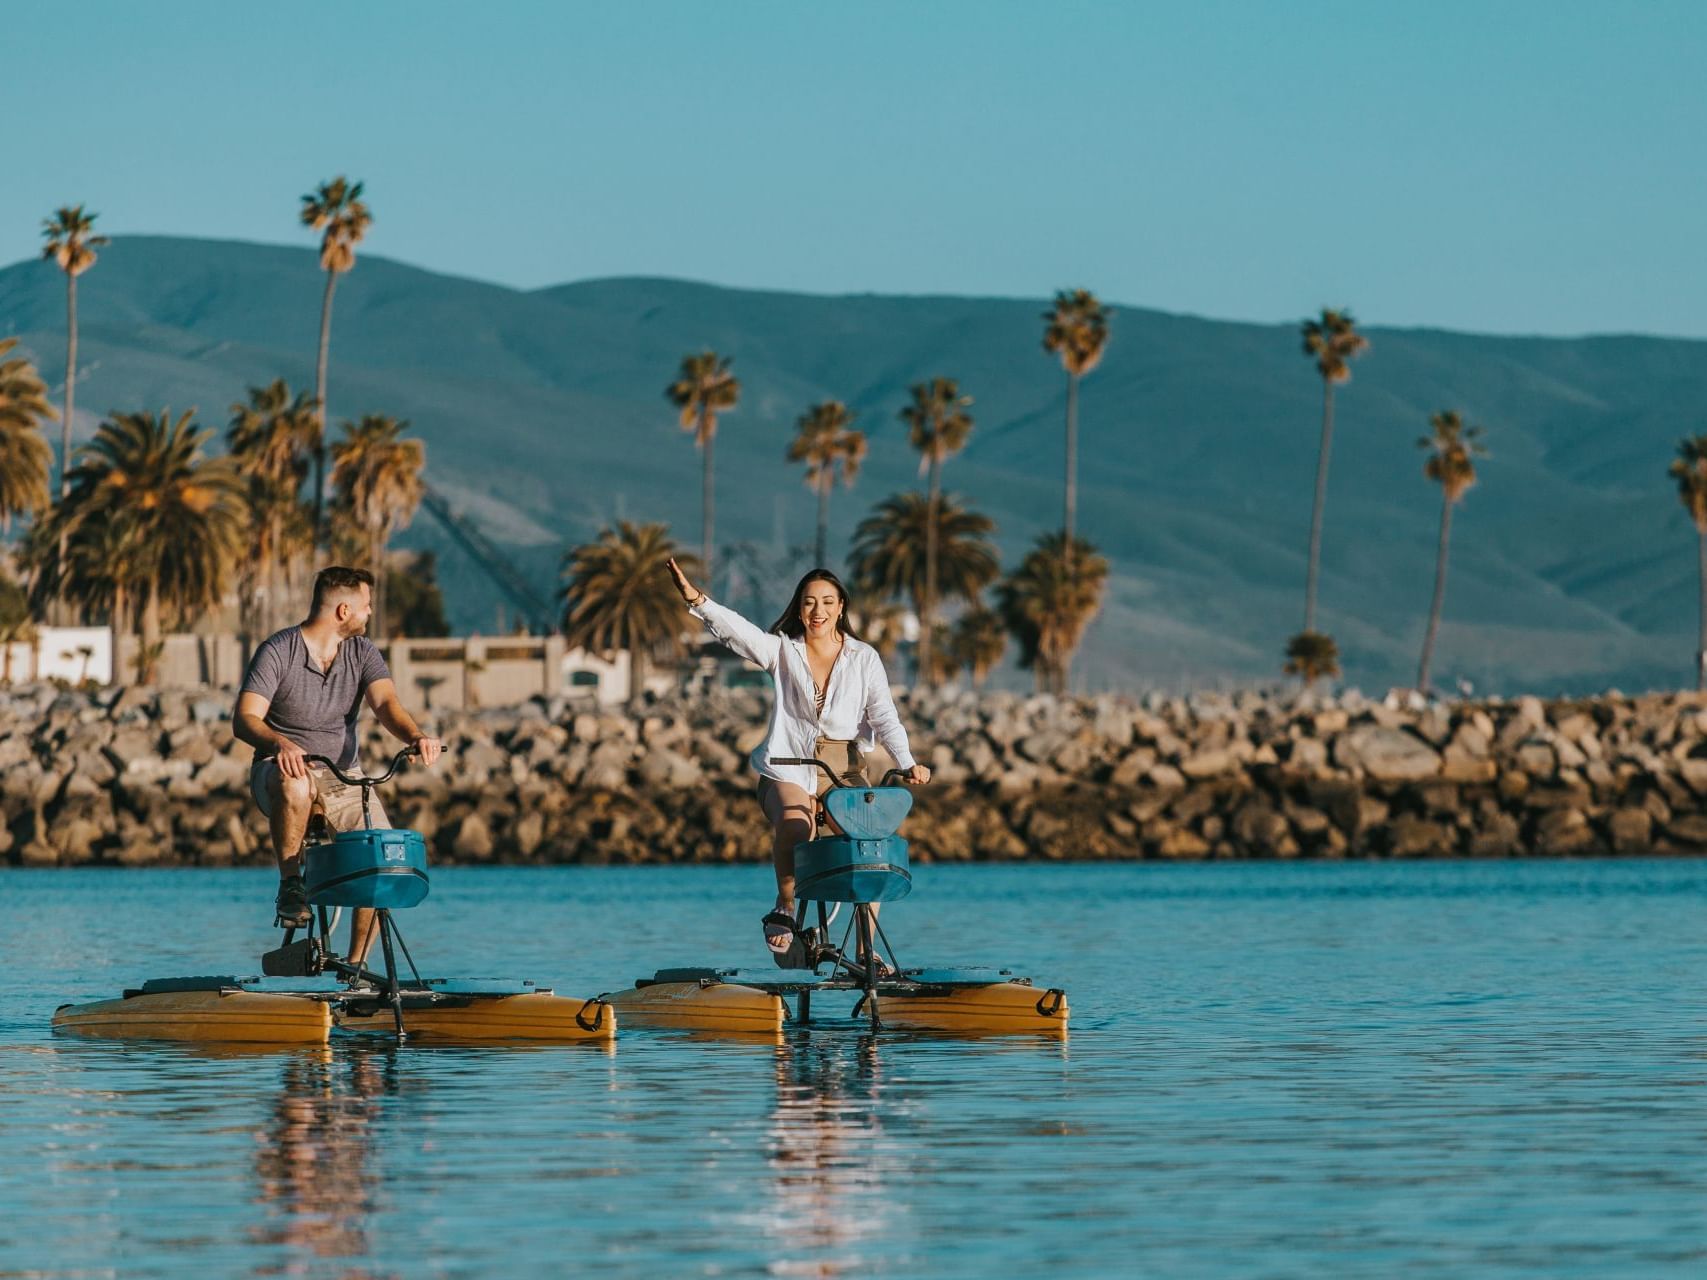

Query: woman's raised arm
[[667, 558, 782, 672]]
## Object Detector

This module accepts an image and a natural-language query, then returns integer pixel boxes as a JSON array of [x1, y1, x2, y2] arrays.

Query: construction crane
[[419, 485, 556, 634]]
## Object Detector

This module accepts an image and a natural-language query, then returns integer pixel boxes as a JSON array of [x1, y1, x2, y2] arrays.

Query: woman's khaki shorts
[[250, 759, 390, 832]]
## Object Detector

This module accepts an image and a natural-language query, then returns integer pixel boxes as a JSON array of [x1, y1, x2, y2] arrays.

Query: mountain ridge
[[3, 234, 1704, 695]]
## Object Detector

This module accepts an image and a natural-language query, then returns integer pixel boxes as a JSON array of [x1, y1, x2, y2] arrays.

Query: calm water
[[2, 860, 1705, 1278]]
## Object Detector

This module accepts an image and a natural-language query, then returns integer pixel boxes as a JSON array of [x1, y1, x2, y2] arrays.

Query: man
[[234, 566, 442, 963]]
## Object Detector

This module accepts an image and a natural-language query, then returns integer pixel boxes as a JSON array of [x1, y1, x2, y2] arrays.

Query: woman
[[667, 558, 930, 962]]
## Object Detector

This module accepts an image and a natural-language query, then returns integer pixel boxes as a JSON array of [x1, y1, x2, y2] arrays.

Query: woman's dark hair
[[769, 568, 860, 640]]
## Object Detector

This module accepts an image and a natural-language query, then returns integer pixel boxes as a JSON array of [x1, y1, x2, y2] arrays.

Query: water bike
[[609, 755, 1069, 1037], [52, 748, 614, 1045]]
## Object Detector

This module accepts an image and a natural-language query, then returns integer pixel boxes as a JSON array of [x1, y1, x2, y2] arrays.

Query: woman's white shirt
[[690, 597, 917, 791]]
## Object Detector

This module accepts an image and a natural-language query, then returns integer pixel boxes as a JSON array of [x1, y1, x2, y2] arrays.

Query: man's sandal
[[274, 874, 311, 930]]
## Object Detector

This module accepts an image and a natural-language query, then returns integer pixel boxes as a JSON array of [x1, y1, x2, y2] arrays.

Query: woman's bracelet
[[686, 592, 707, 607]]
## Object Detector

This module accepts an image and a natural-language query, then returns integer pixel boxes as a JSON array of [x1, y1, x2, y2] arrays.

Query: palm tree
[[949, 603, 1006, 688], [228, 380, 318, 636], [1416, 411, 1487, 695], [41, 206, 108, 620], [1299, 307, 1369, 634], [0, 338, 55, 533], [900, 378, 974, 686], [850, 491, 998, 682], [30, 410, 247, 680], [300, 176, 373, 549], [1042, 289, 1112, 543], [1669, 434, 1707, 690], [329, 415, 424, 640], [845, 588, 906, 662], [787, 401, 866, 566], [997, 532, 1109, 694], [1284, 630, 1341, 690], [559, 522, 700, 709], [666, 351, 740, 587]]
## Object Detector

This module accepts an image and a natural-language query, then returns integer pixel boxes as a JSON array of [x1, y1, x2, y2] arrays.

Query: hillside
[[2, 235, 1704, 694]]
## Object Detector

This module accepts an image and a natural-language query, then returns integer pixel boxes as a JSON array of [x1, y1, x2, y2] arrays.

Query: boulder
[[1607, 808, 1652, 853], [1334, 727, 1440, 782]]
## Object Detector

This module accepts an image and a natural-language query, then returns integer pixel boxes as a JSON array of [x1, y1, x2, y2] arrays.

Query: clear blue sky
[[3, 0, 1703, 337]]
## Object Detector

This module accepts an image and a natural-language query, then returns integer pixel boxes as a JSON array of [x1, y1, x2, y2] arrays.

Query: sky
[[2, 0, 1704, 338]]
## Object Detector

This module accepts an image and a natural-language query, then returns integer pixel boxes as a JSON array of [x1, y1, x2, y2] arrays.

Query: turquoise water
[[2, 860, 1705, 1278]]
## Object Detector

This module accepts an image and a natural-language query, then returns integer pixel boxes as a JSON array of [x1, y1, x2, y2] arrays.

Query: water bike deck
[[52, 975, 615, 1045], [608, 966, 1069, 1037]]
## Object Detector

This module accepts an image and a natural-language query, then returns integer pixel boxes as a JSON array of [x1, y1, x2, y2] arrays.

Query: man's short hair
[[310, 566, 375, 614]]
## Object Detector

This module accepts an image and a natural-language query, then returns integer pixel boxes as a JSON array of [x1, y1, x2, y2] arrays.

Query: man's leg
[[259, 762, 315, 926], [316, 777, 388, 967]]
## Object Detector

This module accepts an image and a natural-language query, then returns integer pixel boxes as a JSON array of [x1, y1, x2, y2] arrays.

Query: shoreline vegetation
[[5, 683, 1707, 867]]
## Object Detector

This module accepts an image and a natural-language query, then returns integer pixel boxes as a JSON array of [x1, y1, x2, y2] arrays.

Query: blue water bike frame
[[265, 747, 428, 1039], [772, 756, 915, 1026]]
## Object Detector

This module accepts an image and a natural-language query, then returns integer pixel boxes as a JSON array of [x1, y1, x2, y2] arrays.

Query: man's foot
[[274, 875, 311, 929]]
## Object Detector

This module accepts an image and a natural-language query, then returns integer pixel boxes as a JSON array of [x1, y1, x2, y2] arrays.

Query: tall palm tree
[[1041, 288, 1112, 544], [0, 338, 55, 533], [1283, 630, 1340, 690], [850, 491, 998, 683], [787, 400, 866, 566], [1669, 434, 1707, 691], [228, 380, 318, 636], [666, 351, 740, 587], [997, 532, 1109, 694], [329, 415, 424, 640], [1298, 307, 1369, 635], [300, 176, 373, 549], [559, 522, 700, 709], [949, 602, 1007, 688], [41, 206, 108, 620], [900, 378, 974, 686], [31, 410, 246, 680], [1415, 411, 1487, 695]]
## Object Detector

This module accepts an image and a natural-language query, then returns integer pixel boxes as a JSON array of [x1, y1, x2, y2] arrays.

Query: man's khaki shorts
[[250, 759, 390, 832]]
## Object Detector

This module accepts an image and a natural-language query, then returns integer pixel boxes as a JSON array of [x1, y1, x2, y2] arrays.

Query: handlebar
[[772, 756, 915, 789], [303, 747, 417, 788]]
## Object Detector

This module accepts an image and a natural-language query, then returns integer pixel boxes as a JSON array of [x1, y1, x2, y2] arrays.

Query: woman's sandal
[[762, 910, 796, 955]]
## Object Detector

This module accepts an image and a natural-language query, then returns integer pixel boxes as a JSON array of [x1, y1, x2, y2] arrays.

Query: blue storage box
[[304, 829, 430, 909], [794, 834, 911, 904]]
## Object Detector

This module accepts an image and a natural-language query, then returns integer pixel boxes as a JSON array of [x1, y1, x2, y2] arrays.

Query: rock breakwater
[[4, 683, 1707, 866]]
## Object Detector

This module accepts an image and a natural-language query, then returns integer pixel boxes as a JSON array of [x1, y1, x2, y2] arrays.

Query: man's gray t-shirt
[[239, 627, 392, 769]]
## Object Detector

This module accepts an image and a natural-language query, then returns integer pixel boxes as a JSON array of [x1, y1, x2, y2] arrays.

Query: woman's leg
[[759, 778, 817, 916]]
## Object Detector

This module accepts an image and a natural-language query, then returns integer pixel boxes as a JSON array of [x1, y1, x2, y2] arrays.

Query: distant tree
[[666, 351, 740, 587], [900, 378, 975, 687], [1298, 307, 1369, 634], [845, 588, 906, 662], [386, 550, 450, 638], [29, 410, 247, 680], [0, 569, 32, 684], [560, 522, 700, 709], [1283, 630, 1340, 690], [300, 176, 373, 548], [329, 414, 424, 640], [1415, 411, 1487, 696], [787, 400, 866, 567], [227, 379, 317, 636], [1669, 434, 1707, 691], [997, 532, 1108, 694], [949, 602, 1007, 688], [0, 337, 54, 533], [850, 491, 998, 682], [1041, 288, 1112, 544]]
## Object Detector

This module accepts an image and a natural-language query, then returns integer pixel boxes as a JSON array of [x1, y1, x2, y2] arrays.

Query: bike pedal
[[262, 937, 325, 977]]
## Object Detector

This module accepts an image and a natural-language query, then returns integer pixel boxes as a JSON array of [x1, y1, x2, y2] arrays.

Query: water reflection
[[761, 1033, 908, 1275], [248, 1045, 398, 1275]]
